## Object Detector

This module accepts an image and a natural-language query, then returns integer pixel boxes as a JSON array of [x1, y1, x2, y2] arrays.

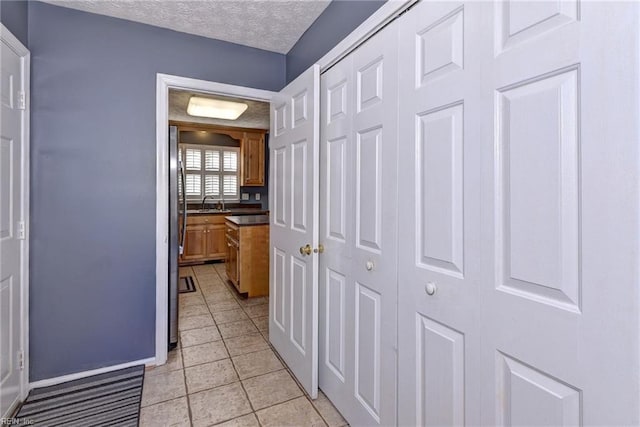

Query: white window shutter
[[205, 150, 220, 172], [185, 149, 201, 170], [205, 175, 220, 196], [223, 175, 238, 197], [223, 151, 238, 172], [185, 174, 201, 196]]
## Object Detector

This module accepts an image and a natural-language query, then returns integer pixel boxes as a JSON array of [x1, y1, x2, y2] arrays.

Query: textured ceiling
[[41, 0, 331, 54], [169, 89, 270, 129]]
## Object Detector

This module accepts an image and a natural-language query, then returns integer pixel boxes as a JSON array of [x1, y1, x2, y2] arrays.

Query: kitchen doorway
[[155, 74, 276, 366]]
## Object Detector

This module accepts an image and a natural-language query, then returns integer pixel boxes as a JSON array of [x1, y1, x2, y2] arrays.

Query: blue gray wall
[[0, 0, 28, 46], [28, 1, 285, 381], [285, 0, 386, 83], [23, 0, 382, 381]]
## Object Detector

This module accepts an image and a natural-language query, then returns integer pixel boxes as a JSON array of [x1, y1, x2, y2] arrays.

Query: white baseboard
[[29, 357, 155, 390]]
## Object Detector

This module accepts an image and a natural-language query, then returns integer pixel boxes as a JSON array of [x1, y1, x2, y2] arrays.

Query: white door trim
[[155, 74, 276, 365], [316, 0, 415, 73], [1, 23, 30, 403]]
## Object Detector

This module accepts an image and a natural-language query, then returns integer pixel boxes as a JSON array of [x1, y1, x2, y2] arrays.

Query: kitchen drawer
[[187, 214, 226, 226], [226, 221, 239, 241]]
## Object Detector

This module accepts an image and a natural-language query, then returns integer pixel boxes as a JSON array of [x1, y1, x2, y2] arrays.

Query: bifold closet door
[[398, 1, 640, 425], [319, 19, 399, 427], [397, 1, 485, 425], [480, 1, 640, 424], [269, 65, 320, 399]]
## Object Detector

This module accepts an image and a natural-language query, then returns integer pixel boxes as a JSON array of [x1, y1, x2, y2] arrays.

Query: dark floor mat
[[179, 275, 196, 293], [16, 365, 144, 427]]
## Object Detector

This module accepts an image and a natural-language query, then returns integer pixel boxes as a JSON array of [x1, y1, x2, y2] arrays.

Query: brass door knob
[[300, 244, 312, 256], [313, 244, 324, 254]]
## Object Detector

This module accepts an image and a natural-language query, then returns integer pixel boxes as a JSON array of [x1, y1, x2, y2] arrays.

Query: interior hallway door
[[318, 19, 399, 426], [269, 64, 320, 398], [0, 27, 27, 417]]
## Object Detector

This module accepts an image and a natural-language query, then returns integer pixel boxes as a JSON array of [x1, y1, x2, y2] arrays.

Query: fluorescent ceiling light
[[187, 97, 248, 120]]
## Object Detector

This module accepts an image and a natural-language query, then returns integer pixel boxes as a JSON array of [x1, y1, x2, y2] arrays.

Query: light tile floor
[[141, 262, 348, 427]]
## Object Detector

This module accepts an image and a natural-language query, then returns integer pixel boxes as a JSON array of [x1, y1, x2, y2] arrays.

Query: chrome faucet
[[201, 195, 225, 211]]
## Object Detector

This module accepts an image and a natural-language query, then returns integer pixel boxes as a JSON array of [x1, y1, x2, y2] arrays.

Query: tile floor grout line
[[141, 394, 189, 410], [307, 393, 333, 427], [216, 311, 261, 426], [174, 262, 346, 427], [195, 265, 259, 424], [179, 343, 196, 427]]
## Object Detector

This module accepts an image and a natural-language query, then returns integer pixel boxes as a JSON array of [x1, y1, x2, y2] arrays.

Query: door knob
[[314, 244, 325, 254], [299, 244, 312, 256], [425, 282, 437, 296], [365, 261, 375, 271]]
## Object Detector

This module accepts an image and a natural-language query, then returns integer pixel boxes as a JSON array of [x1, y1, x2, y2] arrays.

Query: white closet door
[[399, 1, 640, 425], [397, 1, 485, 425], [319, 47, 354, 417], [480, 1, 640, 424], [319, 20, 399, 427], [269, 64, 320, 398]]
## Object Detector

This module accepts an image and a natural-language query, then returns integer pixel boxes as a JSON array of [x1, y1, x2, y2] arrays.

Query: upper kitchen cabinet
[[241, 131, 266, 186]]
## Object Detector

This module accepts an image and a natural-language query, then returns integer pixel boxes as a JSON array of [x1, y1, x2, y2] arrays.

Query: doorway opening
[[155, 74, 276, 365], [166, 89, 270, 353]]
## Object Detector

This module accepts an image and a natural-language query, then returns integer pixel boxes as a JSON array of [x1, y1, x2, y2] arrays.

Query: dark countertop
[[225, 215, 270, 226], [186, 208, 269, 216]]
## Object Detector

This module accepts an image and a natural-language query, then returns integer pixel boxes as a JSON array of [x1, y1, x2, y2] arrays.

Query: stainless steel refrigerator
[[169, 126, 187, 350]]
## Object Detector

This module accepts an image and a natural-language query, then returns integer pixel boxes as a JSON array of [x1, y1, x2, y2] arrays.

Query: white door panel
[[269, 65, 320, 398], [319, 20, 398, 427], [398, 1, 485, 425], [320, 52, 353, 398], [400, 1, 640, 425], [481, 2, 640, 425], [0, 33, 25, 417], [309, 1, 638, 425]]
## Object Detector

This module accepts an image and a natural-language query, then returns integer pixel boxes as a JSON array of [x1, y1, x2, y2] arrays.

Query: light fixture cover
[[187, 97, 248, 120]]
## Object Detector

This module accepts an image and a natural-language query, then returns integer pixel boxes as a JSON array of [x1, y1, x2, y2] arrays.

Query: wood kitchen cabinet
[[225, 216, 269, 297], [179, 214, 227, 265], [241, 131, 265, 186], [181, 224, 208, 262], [205, 224, 227, 259]]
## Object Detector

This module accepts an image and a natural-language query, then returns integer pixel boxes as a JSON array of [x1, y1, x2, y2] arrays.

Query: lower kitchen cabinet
[[179, 214, 227, 265], [225, 216, 269, 297], [181, 224, 207, 262], [206, 224, 227, 259]]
